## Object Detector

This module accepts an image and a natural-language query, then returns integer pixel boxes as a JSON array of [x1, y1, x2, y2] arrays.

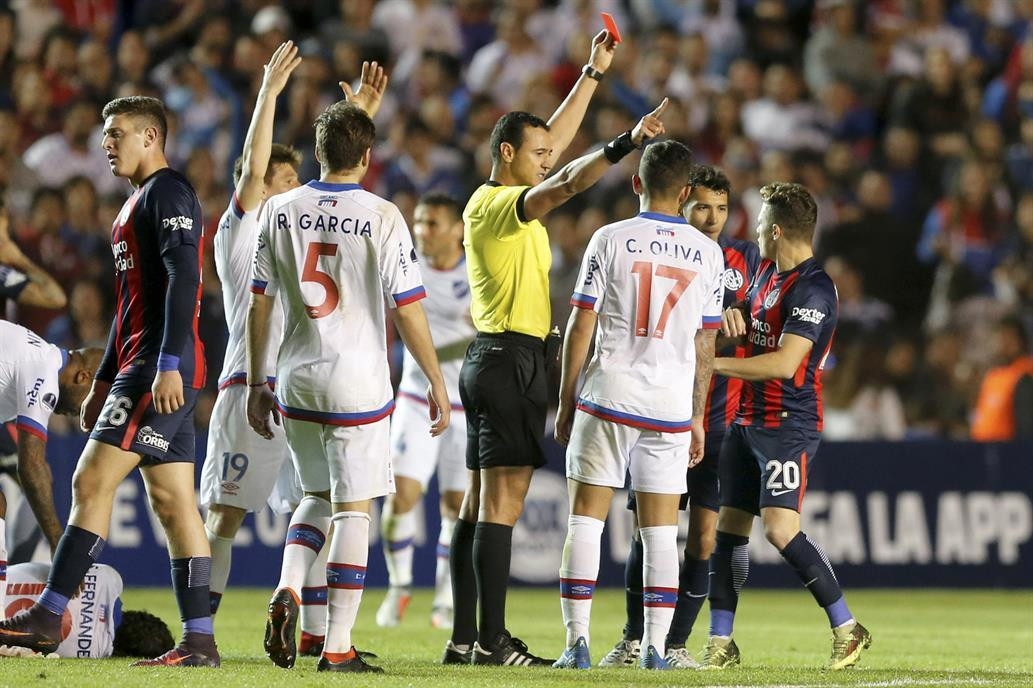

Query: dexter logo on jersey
[[161, 216, 193, 232]]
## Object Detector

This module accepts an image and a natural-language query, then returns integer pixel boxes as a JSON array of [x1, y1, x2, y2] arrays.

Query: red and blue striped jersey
[[703, 235, 761, 435], [736, 257, 838, 431], [96, 168, 206, 389]]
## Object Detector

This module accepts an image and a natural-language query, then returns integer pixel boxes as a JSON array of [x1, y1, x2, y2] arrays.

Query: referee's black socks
[[449, 518, 478, 647], [473, 522, 513, 648]]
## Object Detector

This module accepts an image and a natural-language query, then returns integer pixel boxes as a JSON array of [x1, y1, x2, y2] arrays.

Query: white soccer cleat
[[375, 586, 412, 628], [597, 638, 640, 667], [430, 605, 453, 629], [665, 645, 700, 669]]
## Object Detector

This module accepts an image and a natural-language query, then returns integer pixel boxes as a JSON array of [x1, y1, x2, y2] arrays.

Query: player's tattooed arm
[[16, 430, 62, 552], [0, 202, 66, 309], [556, 307, 596, 446], [693, 329, 717, 421], [237, 41, 302, 211], [544, 30, 616, 167], [714, 332, 814, 381], [340, 61, 389, 119]]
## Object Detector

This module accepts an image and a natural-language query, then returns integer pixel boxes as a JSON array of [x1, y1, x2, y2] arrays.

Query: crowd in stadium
[[0, 0, 1029, 441]]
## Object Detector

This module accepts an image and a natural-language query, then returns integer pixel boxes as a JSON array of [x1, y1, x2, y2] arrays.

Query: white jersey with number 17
[[251, 180, 426, 424], [570, 212, 724, 432]]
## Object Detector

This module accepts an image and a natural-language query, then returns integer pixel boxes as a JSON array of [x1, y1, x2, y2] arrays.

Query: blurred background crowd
[[0, 0, 1029, 441]]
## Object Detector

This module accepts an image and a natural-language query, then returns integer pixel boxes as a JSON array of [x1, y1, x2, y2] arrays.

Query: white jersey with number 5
[[251, 180, 426, 424], [569, 212, 724, 432]]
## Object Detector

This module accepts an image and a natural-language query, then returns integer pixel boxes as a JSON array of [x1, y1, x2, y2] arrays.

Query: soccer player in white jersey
[[2, 562, 174, 659], [552, 141, 721, 670], [199, 44, 389, 658], [376, 193, 474, 630], [0, 320, 102, 611], [246, 102, 450, 674]]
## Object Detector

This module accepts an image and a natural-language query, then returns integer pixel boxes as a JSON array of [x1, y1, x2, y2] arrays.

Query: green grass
[[2, 588, 1031, 687]]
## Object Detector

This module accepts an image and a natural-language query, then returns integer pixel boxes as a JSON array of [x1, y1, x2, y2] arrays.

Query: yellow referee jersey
[[463, 182, 552, 339]]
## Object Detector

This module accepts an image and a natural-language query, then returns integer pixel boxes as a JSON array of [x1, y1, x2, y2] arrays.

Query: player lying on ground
[[247, 100, 449, 673], [600, 164, 760, 669], [703, 182, 871, 671], [0, 320, 103, 596], [377, 193, 473, 631], [0, 95, 219, 668], [553, 140, 721, 671], [1, 561, 173, 659]]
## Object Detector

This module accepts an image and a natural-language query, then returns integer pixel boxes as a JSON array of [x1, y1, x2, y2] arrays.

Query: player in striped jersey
[[600, 165, 761, 669], [554, 141, 722, 670], [0, 96, 218, 667], [703, 183, 870, 670]]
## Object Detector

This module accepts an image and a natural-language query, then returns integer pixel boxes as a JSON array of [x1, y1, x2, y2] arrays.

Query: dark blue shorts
[[719, 424, 820, 515], [89, 375, 198, 465], [626, 431, 724, 513]]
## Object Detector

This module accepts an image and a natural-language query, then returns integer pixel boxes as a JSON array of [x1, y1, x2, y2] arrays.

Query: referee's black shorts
[[459, 331, 547, 470]]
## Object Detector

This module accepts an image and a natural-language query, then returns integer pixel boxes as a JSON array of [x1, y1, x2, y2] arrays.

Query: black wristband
[[582, 64, 604, 82], [603, 130, 637, 163]]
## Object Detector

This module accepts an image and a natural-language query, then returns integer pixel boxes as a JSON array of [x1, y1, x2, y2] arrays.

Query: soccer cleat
[[640, 645, 670, 670], [471, 631, 553, 666], [375, 585, 412, 628], [552, 636, 591, 669], [665, 645, 700, 669], [430, 604, 454, 629], [597, 637, 640, 667], [131, 633, 220, 668], [441, 639, 473, 665], [316, 648, 384, 673], [827, 621, 872, 670], [701, 635, 741, 669], [299, 632, 324, 657], [264, 588, 299, 668], [0, 606, 62, 655]]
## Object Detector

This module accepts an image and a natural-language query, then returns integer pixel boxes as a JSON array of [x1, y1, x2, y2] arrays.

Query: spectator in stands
[[77, 39, 114, 102], [804, 0, 881, 98], [891, 46, 970, 161], [466, 6, 549, 110], [23, 99, 122, 195], [823, 339, 908, 440], [741, 64, 828, 152], [971, 316, 1033, 440]]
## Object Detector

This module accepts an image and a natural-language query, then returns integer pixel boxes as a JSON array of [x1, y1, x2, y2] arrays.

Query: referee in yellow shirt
[[442, 29, 670, 667]]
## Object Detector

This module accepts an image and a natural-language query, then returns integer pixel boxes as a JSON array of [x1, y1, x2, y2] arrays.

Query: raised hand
[[261, 40, 302, 97], [588, 29, 617, 74], [631, 98, 668, 146], [340, 61, 389, 118]]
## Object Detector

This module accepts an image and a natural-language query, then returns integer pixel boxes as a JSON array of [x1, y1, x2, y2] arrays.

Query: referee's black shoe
[[472, 631, 553, 666], [441, 640, 473, 664]]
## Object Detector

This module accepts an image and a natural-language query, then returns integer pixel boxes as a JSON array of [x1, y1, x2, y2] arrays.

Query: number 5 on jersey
[[631, 261, 697, 339], [302, 241, 339, 318]]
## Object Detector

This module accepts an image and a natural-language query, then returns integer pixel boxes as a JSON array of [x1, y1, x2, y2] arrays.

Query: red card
[[601, 12, 622, 44]]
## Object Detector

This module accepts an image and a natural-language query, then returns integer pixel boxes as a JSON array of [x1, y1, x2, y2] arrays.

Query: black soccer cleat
[[264, 588, 299, 669], [317, 648, 384, 673], [131, 632, 221, 668], [471, 631, 554, 667], [0, 605, 62, 655], [441, 639, 473, 665]]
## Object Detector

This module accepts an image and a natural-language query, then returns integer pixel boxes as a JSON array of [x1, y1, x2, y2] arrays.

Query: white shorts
[[200, 385, 299, 513], [566, 410, 689, 494], [284, 415, 393, 503], [391, 393, 467, 493]]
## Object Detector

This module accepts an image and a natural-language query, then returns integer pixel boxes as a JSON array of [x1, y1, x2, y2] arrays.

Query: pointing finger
[[650, 97, 670, 119]]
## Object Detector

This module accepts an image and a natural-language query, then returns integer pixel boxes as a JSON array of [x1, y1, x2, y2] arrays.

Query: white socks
[[325, 511, 371, 654], [432, 516, 456, 609], [278, 495, 332, 595], [300, 523, 329, 639], [381, 500, 416, 588], [641, 525, 679, 658], [205, 525, 234, 616], [558, 515, 605, 648]]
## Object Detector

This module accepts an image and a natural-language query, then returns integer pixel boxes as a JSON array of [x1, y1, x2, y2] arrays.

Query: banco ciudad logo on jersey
[[764, 287, 781, 310], [723, 268, 744, 291]]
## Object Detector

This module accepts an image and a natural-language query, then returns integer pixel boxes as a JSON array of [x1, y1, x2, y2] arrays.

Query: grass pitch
[[1, 588, 1030, 687]]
